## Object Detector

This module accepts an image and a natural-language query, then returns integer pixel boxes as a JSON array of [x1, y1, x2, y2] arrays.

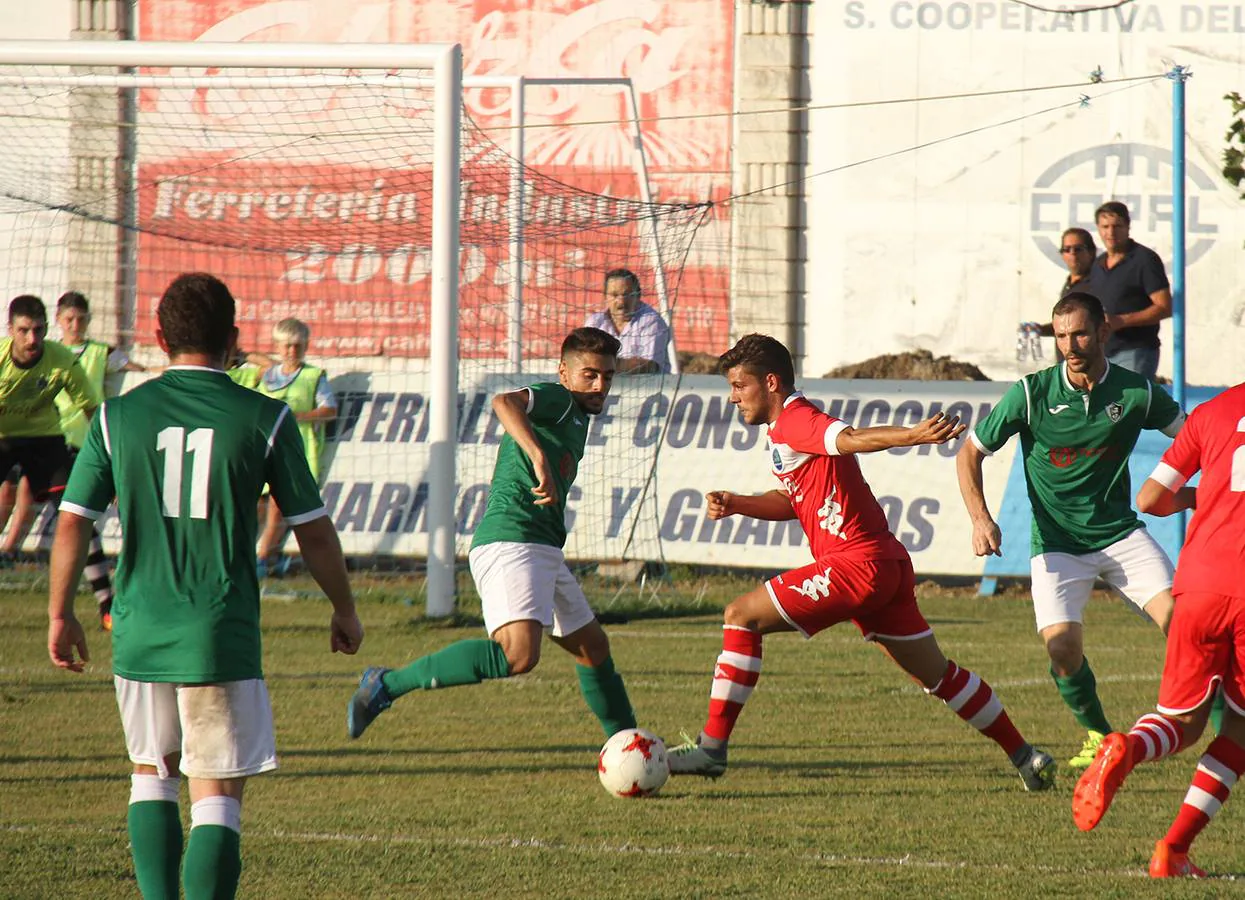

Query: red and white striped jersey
[[767, 393, 908, 562]]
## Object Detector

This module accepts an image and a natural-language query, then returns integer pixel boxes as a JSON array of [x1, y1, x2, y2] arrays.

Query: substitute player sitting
[[46, 272, 363, 900], [957, 292, 1184, 770], [1072, 379, 1245, 878], [667, 334, 1056, 792], [347, 327, 638, 744]]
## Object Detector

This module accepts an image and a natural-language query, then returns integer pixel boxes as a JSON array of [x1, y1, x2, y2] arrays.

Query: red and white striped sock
[[702, 625, 762, 745], [1164, 737, 1245, 853], [929, 659, 1025, 757], [1125, 713, 1186, 764]]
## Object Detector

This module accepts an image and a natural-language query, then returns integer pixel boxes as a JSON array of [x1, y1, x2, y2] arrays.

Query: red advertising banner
[[135, 0, 733, 358]]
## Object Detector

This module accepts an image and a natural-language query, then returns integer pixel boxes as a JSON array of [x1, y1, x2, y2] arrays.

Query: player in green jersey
[[957, 292, 1184, 769], [0, 294, 111, 619], [46, 272, 364, 900], [347, 327, 638, 744]]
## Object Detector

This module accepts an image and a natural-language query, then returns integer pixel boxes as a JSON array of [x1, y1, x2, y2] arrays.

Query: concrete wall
[[729, 0, 808, 366]]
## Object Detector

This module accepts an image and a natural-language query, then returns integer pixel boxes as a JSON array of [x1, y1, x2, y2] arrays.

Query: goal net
[[0, 41, 712, 608]]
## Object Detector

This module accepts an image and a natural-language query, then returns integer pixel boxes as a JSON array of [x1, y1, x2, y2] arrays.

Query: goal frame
[[0, 40, 463, 615]]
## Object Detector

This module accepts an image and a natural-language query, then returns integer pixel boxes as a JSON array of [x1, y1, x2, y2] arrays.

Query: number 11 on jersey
[[157, 426, 214, 519]]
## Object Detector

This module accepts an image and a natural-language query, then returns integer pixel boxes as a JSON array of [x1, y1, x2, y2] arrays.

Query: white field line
[[1, 822, 1172, 880]]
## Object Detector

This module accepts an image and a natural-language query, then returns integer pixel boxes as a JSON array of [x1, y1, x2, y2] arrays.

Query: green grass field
[[3, 577, 1243, 899]]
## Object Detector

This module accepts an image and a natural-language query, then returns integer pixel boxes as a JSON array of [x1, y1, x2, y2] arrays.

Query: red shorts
[[765, 555, 930, 641], [1157, 591, 1245, 715]]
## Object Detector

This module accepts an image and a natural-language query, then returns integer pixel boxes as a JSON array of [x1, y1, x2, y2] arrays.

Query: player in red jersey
[[666, 334, 1056, 791], [1073, 382, 1245, 877]]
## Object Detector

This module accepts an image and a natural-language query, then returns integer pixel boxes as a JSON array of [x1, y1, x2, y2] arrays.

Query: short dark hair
[[9, 295, 47, 324], [1052, 291, 1106, 329], [56, 291, 90, 314], [719, 333, 795, 390], [562, 326, 620, 359], [1060, 227, 1096, 255], [1094, 201, 1130, 224], [603, 268, 641, 296], [156, 273, 236, 358]]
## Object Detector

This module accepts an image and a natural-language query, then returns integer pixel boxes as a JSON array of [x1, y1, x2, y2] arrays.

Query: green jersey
[[972, 361, 1183, 555], [471, 381, 590, 550], [61, 366, 326, 683], [0, 339, 100, 438]]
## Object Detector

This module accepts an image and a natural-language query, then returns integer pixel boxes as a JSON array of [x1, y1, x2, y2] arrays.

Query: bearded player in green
[[957, 292, 1184, 770], [348, 327, 637, 743], [47, 273, 364, 900]]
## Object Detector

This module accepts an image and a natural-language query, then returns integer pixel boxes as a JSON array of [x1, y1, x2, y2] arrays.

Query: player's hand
[[48, 616, 89, 672], [907, 412, 967, 446], [706, 491, 736, 520], [330, 610, 364, 655], [971, 519, 1003, 557], [531, 458, 560, 507]]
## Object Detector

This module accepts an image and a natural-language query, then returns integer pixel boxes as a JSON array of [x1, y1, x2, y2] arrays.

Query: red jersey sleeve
[[778, 403, 849, 456], [1151, 408, 1204, 491]]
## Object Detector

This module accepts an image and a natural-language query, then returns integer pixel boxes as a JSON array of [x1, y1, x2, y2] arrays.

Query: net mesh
[[0, 64, 713, 571]]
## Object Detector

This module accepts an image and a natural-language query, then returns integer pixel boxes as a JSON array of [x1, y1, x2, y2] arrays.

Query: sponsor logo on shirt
[[789, 565, 834, 602], [1048, 446, 1119, 468], [817, 488, 846, 540], [772, 447, 783, 472]]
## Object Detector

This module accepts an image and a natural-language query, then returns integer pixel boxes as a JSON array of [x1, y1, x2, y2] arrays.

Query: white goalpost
[[0, 40, 463, 614], [0, 40, 710, 617]]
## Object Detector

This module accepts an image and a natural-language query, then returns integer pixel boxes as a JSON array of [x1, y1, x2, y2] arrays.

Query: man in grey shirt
[[584, 268, 672, 374], [1080, 201, 1172, 380]]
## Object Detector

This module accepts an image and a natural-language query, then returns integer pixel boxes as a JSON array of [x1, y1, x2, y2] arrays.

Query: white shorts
[[1030, 528, 1174, 632], [469, 541, 596, 638], [115, 677, 278, 780]]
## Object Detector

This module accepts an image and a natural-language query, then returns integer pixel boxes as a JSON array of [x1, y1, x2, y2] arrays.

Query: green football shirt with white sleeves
[[971, 361, 1183, 556], [61, 366, 326, 684]]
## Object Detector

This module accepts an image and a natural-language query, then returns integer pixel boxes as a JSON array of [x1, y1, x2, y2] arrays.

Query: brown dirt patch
[[677, 350, 722, 375], [823, 349, 989, 381]]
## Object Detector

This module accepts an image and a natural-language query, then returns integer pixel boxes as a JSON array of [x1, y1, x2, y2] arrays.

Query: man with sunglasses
[[1031, 228, 1099, 360]]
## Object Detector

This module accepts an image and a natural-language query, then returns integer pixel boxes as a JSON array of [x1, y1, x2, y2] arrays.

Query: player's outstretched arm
[[291, 516, 363, 655], [47, 511, 93, 672], [707, 489, 795, 521], [1136, 478, 1196, 518], [956, 439, 1002, 557], [492, 390, 558, 506], [833, 412, 965, 455]]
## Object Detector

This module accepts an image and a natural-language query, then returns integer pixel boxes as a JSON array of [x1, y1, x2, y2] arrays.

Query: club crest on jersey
[[36, 375, 49, 392], [1105, 401, 1123, 423], [772, 448, 783, 472]]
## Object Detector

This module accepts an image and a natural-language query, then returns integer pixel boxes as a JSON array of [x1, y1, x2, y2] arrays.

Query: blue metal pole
[[1169, 64, 1190, 542], [1169, 65, 1189, 409]]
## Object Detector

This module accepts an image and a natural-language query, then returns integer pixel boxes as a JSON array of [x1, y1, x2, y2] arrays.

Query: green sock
[[577, 656, 637, 738], [382, 639, 511, 698], [182, 825, 241, 900], [1211, 687, 1226, 735], [1051, 657, 1112, 733], [127, 801, 182, 900]]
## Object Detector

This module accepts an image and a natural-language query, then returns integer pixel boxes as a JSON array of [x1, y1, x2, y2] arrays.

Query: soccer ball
[[597, 727, 669, 798]]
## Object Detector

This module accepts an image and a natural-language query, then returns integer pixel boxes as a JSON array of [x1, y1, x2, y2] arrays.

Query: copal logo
[[1029, 143, 1218, 267]]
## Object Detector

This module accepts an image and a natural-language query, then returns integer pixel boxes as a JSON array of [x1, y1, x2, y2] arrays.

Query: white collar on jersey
[[781, 390, 805, 408], [1060, 359, 1111, 393], [166, 364, 229, 374]]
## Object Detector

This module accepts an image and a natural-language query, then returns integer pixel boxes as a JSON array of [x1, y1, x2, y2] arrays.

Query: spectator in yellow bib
[[256, 318, 336, 576]]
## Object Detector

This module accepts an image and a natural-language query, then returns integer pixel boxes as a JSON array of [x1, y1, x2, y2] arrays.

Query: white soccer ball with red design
[[597, 728, 669, 798]]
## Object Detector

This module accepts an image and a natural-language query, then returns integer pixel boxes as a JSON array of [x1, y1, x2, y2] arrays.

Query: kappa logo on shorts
[[1105, 401, 1124, 423], [789, 565, 834, 602]]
